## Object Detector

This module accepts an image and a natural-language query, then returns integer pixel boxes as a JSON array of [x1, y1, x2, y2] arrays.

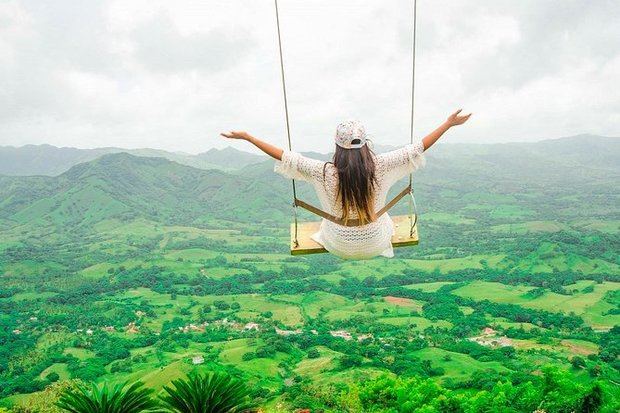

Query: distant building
[[12, 329, 22, 335], [179, 324, 205, 333], [496, 336, 512, 347], [357, 333, 373, 342], [103, 326, 115, 332], [275, 327, 302, 336], [86, 329, 94, 335], [244, 322, 260, 331], [126, 322, 140, 334], [330, 330, 352, 341], [192, 355, 205, 365], [214, 318, 241, 329], [468, 335, 513, 348], [481, 327, 496, 336]]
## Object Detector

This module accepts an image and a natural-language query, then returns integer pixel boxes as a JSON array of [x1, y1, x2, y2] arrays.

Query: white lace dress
[[274, 142, 425, 259]]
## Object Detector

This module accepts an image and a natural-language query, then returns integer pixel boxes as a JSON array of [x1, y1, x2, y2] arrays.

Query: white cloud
[[0, 0, 618, 153]]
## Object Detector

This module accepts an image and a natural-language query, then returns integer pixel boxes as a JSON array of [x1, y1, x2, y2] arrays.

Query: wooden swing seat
[[290, 214, 419, 255]]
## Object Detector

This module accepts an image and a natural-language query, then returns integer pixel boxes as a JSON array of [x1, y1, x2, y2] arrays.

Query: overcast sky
[[1, 0, 619, 153]]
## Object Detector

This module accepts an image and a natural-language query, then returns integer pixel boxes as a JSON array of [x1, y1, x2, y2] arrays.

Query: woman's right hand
[[220, 131, 252, 140], [446, 109, 472, 127]]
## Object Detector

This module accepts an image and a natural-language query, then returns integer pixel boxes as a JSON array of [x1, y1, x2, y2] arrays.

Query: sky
[[0, 0, 619, 154]]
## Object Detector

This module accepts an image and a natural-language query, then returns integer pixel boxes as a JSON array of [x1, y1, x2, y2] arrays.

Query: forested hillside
[[0, 136, 618, 412]]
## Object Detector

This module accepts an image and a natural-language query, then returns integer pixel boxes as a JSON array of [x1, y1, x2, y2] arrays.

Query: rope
[[295, 186, 411, 227], [409, 0, 417, 149], [408, 0, 418, 237], [274, 0, 299, 247]]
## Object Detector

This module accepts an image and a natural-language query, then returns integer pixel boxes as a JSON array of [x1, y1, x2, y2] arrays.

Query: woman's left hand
[[220, 131, 251, 140], [446, 109, 472, 127]]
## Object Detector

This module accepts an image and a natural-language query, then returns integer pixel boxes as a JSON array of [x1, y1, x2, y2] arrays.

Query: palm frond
[[160, 372, 256, 413], [56, 381, 159, 413]]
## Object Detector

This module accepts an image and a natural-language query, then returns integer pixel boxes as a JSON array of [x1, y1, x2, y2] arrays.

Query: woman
[[221, 109, 471, 259]]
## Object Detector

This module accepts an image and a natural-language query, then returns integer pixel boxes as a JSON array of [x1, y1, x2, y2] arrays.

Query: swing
[[274, 0, 420, 256]]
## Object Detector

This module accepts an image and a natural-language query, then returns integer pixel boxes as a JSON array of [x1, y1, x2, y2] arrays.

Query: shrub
[[56, 381, 157, 413], [160, 372, 256, 413]]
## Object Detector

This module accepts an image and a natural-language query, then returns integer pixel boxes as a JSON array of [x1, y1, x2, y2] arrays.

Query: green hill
[[1, 153, 290, 228]]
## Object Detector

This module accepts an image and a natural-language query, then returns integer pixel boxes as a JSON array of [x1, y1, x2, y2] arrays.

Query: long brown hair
[[328, 144, 377, 225]]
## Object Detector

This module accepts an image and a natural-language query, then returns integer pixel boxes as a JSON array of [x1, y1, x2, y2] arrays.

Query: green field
[[453, 280, 620, 329], [412, 348, 510, 381]]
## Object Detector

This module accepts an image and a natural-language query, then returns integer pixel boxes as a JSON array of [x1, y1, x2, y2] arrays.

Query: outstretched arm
[[422, 109, 472, 151], [220, 131, 283, 161]]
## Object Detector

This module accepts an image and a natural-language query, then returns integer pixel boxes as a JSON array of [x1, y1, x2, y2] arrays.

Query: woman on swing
[[221, 109, 471, 259]]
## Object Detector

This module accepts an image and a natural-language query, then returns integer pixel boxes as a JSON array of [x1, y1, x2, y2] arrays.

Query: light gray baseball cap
[[335, 120, 367, 149]]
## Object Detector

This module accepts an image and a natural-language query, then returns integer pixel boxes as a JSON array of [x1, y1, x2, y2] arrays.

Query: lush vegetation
[[0, 137, 618, 412], [49, 372, 253, 413], [56, 381, 157, 413], [160, 372, 255, 413]]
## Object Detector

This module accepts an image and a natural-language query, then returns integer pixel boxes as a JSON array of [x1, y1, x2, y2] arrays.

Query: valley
[[0, 137, 619, 411]]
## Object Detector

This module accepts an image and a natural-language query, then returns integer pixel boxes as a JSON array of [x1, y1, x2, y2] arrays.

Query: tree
[[579, 383, 603, 413], [12, 380, 84, 413], [213, 301, 230, 311], [571, 356, 586, 369], [307, 349, 320, 359], [242, 352, 256, 361], [340, 354, 363, 369], [160, 372, 256, 413], [46, 372, 61, 383], [56, 381, 157, 413]]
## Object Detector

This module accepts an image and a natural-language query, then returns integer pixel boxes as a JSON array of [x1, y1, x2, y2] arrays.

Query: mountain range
[[0, 135, 618, 233], [1, 134, 618, 177], [0, 144, 265, 176]]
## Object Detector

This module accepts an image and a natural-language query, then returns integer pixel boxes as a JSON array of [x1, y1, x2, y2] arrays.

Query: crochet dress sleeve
[[274, 150, 326, 183], [377, 141, 426, 187]]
